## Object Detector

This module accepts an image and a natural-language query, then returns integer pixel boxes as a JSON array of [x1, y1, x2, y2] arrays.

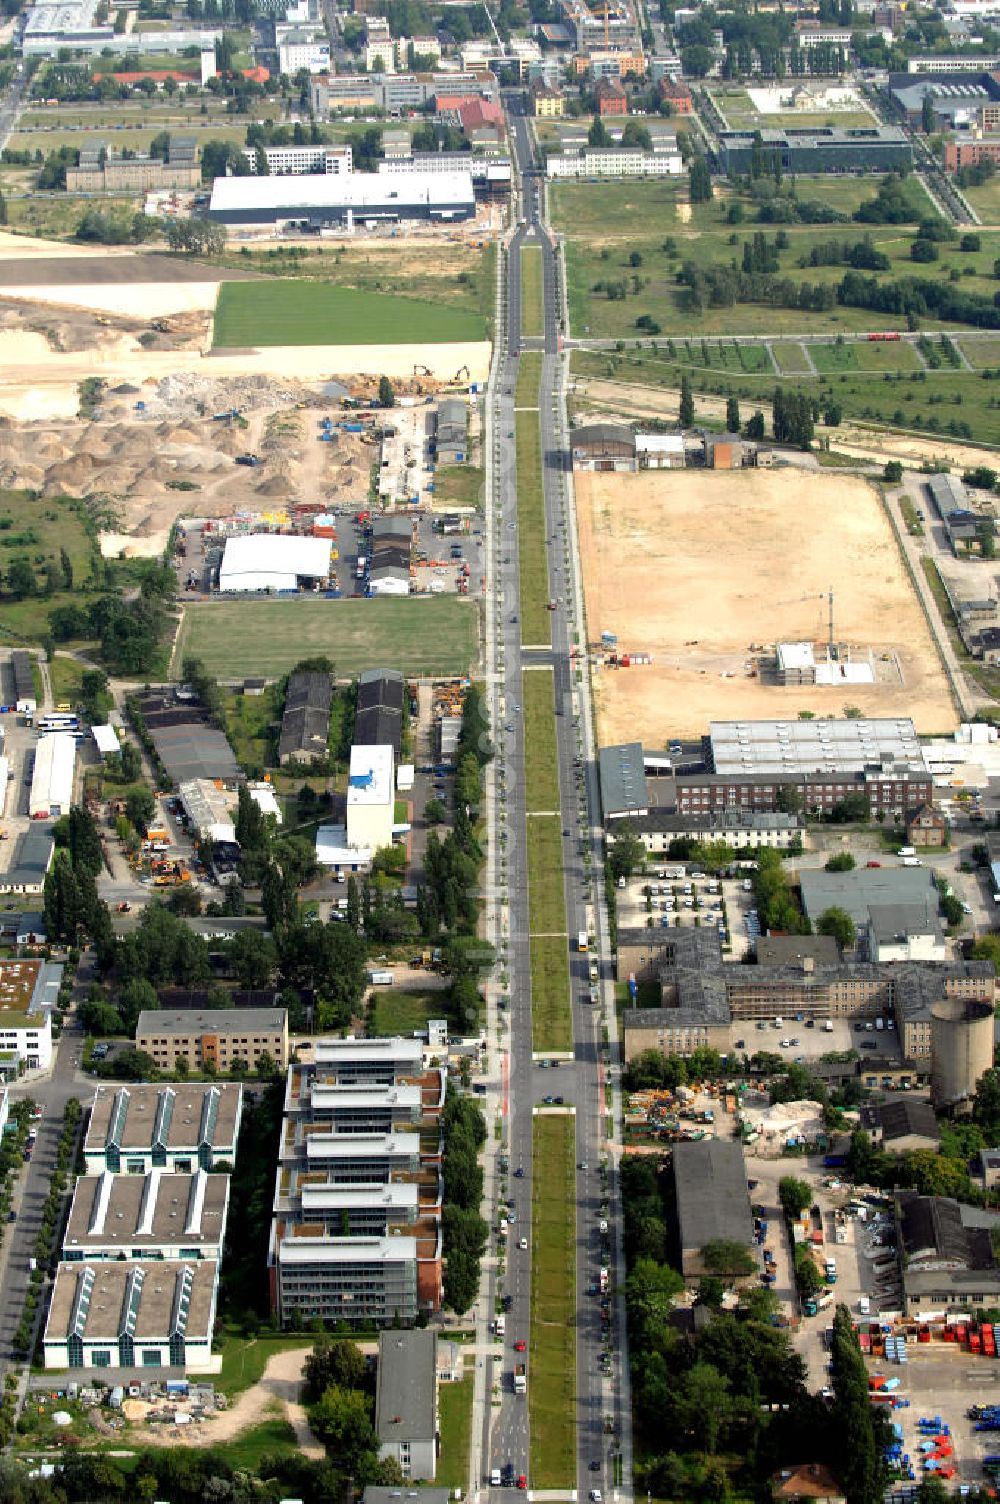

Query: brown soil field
[[575, 467, 955, 743], [0, 254, 260, 286]]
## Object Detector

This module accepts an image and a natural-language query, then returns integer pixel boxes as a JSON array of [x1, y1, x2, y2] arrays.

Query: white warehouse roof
[[219, 534, 332, 594], [29, 733, 76, 819], [209, 167, 474, 216], [636, 434, 685, 454], [91, 725, 120, 755]]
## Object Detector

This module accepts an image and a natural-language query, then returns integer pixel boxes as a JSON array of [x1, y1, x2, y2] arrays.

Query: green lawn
[[223, 684, 281, 772], [436, 1373, 473, 1491], [371, 988, 446, 1036], [521, 246, 544, 339], [434, 465, 484, 510], [811, 339, 922, 374], [522, 668, 560, 812], [550, 175, 995, 341], [530, 935, 572, 1053], [174, 597, 478, 679], [530, 1115, 576, 1487], [214, 280, 487, 348], [515, 412, 551, 645], [48, 655, 87, 707], [214, 241, 494, 329], [0, 489, 102, 644], [527, 815, 568, 936], [573, 345, 1000, 448], [772, 341, 813, 375], [516, 351, 542, 407], [215, 1328, 315, 1397], [960, 336, 1000, 369]]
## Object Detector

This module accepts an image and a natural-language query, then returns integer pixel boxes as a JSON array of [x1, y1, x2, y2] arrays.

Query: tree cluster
[[753, 847, 809, 932], [772, 387, 815, 448], [441, 1088, 487, 1313]]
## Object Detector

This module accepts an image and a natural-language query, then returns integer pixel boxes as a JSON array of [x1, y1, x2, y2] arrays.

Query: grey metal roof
[[0, 824, 54, 888], [709, 717, 926, 777], [148, 722, 239, 784], [599, 742, 648, 818], [867, 902, 943, 946], [799, 867, 938, 929], [375, 1329, 437, 1442], [673, 1140, 753, 1253], [570, 422, 636, 453]]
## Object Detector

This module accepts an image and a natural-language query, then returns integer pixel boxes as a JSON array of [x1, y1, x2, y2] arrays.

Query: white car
[[591, 1492, 603, 1502], [518, 1237, 528, 1250]]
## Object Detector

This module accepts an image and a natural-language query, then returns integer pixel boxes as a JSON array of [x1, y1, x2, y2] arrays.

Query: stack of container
[[885, 1335, 909, 1365]]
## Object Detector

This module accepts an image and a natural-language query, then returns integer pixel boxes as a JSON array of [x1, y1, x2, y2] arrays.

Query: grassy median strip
[[516, 351, 542, 408], [530, 935, 572, 1053], [522, 668, 560, 812], [527, 814, 567, 936], [516, 411, 550, 644], [520, 246, 544, 339], [530, 1114, 576, 1486]]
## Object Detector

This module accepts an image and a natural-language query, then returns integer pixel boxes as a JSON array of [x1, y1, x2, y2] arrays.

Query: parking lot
[[618, 867, 756, 954]]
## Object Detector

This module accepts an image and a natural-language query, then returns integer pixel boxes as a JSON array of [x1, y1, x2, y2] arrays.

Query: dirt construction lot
[[575, 467, 955, 743]]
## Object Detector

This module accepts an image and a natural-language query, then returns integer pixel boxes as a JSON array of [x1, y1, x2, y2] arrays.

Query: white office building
[[242, 143, 352, 175], [278, 35, 330, 73], [546, 146, 683, 178], [346, 744, 395, 853]]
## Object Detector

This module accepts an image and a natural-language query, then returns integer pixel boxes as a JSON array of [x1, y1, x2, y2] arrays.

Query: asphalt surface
[[475, 92, 629, 1502]]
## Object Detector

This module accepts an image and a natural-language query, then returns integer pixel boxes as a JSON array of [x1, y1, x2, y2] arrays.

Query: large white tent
[[218, 534, 332, 594]]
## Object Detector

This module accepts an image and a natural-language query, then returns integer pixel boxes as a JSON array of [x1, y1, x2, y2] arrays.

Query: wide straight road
[[473, 92, 632, 1504]]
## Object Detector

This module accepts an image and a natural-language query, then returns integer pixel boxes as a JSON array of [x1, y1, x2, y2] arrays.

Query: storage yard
[[574, 467, 955, 743]]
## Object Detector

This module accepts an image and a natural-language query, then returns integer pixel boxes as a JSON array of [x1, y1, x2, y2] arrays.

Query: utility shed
[[673, 1139, 755, 1280], [375, 1329, 438, 1479]]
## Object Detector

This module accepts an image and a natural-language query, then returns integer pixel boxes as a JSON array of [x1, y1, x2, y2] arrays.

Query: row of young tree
[[441, 1088, 489, 1312]]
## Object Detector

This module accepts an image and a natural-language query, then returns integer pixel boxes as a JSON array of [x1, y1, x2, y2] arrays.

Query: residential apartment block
[[83, 1083, 242, 1175], [268, 1037, 445, 1327], [136, 1007, 289, 1074]]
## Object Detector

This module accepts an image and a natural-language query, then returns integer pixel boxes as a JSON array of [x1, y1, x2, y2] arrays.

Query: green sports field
[[212, 280, 487, 347], [173, 597, 478, 678]]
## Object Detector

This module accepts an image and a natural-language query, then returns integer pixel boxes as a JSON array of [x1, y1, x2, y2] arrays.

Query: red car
[[517, 1477, 527, 1490], [866, 861, 881, 868], [514, 1339, 526, 1352]]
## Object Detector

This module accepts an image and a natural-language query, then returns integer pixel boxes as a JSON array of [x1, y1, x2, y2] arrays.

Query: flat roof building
[[270, 1038, 444, 1326], [10, 650, 36, 714], [0, 824, 54, 895], [279, 671, 333, 766], [673, 1139, 755, 1280], [136, 1008, 289, 1073], [83, 1083, 243, 1176], [347, 744, 395, 853], [209, 167, 476, 227], [0, 958, 55, 1071], [62, 1168, 229, 1262], [179, 778, 236, 844], [718, 125, 911, 174], [708, 717, 926, 777], [219, 534, 332, 594], [43, 1259, 218, 1372], [376, 1329, 438, 1480]]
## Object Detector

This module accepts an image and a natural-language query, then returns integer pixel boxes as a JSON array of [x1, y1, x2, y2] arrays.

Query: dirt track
[[576, 466, 955, 742], [127, 1347, 324, 1456]]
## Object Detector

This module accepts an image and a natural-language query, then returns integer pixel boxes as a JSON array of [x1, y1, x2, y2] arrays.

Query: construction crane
[[591, 0, 613, 49], [772, 588, 836, 656]]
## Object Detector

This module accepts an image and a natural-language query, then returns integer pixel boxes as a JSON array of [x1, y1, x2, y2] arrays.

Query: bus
[[577, 930, 588, 953], [37, 714, 79, 733]]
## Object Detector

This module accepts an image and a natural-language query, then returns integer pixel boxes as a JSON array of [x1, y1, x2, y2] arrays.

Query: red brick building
[[595, 77, 628, 116], [945, 138, 1000, 172], [658, 78, 693, 113]]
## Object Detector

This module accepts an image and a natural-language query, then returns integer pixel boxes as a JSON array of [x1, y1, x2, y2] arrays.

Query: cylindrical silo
[[930, 998, 994, 1109]]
